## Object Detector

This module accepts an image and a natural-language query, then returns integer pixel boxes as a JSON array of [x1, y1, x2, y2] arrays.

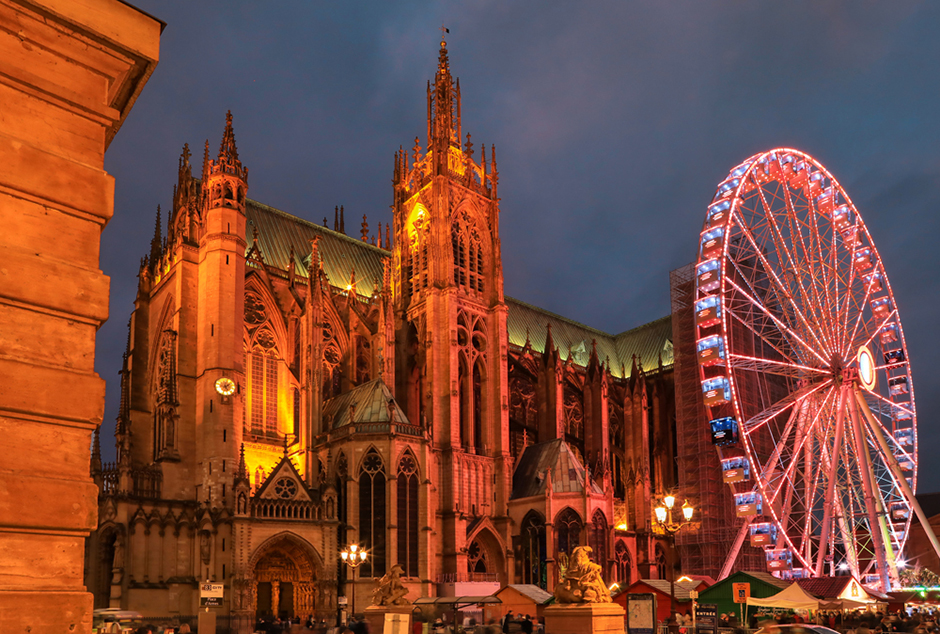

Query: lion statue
[[553, 546, 612, 604], [372, 563, 411, 606]]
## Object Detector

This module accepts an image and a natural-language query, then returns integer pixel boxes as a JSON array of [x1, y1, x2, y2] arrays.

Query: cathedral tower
[[196, 111, 249, 508], [392, 38, 511, 576]]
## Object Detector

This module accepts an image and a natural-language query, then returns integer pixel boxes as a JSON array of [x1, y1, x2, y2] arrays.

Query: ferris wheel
[[692, 148, 928, 591]]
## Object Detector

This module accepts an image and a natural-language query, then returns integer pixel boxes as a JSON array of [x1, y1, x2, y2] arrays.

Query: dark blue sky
[[99, 2, 940, 490]]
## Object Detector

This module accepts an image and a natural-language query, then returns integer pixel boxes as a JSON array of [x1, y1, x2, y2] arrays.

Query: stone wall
[[0, 1, 160, 632]]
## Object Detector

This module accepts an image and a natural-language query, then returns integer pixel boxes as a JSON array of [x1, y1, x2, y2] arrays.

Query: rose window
[[274, 477, 297, 499]]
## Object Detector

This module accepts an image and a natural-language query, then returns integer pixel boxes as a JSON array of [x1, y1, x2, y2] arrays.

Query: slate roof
[[625, 579, 701, 601], [321, 379, 410, 429], [243, 198, 674, 378], [500, 584, 553, 605], [511, 438, 604, 500]]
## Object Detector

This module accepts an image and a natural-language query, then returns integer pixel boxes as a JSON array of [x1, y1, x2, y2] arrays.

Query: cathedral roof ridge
[[611, 313, 673, 339], [245, 198, 390, 255], [505, 296, 614, 337]]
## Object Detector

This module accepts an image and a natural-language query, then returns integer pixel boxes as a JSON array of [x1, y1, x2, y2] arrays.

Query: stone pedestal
[[544, 603, 626, 634], [365, 605, 413, 634]]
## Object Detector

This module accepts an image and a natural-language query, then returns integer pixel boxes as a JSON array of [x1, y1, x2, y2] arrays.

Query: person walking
[[502, 610, 514, 634], [521, 614, 534, 634]]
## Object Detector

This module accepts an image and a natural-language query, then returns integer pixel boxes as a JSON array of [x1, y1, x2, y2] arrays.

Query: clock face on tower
[[215, 377, 236, 396]]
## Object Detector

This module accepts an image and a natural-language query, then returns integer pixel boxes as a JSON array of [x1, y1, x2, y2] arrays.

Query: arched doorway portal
[[249, 534, 320, 620]]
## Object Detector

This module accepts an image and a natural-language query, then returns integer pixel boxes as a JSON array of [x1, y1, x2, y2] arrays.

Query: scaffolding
[[670, 264, 764, 579]]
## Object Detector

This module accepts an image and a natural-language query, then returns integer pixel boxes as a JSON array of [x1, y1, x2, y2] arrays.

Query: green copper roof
[[244, 199, 673, 378], [506, 298, 673, 378], [246, 199, 388, 299]]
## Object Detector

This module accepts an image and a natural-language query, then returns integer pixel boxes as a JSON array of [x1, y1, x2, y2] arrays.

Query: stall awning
[[413, 596, 502, 607], [747, 583, 824, 610]]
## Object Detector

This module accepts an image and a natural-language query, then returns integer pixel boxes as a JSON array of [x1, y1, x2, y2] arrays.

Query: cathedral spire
[[430, 36, 460, 149], [90, 427, 102, 474], [149, 205, 162, 268], [208, 111, 248, 183], [235, 443, 249, 484]]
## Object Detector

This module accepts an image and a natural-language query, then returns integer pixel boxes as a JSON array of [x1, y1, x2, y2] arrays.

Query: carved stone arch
[[244, 276, 289, 347], [589, 509, 610, 578], [356, 445, 386, 477], [148, 294, 177, 380], [554, 507, 584, 558], [333, 451, 349, 480], [395, 446, 421, 479], [248, 531, 324, 574], [467, 520, 507, 582], [395, 447, 421, 577]]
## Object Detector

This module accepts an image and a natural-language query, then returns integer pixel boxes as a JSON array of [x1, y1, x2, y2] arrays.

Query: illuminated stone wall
[[0, 1, 160, 632]]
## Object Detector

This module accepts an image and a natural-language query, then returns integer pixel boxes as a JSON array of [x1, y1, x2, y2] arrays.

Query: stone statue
[[371, 563, 410, 606], [553, 546, 611, 604]]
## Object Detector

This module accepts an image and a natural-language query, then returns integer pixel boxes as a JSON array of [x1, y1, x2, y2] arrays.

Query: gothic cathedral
[[86, 41, 679, 627]]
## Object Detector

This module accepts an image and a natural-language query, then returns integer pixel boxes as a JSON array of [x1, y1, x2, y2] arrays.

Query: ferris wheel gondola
[[692, 149, 934, 591]]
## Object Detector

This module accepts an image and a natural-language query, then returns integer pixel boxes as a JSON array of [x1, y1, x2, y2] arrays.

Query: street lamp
[[340, 543, 368, 624], [653, 494, 694, 617]]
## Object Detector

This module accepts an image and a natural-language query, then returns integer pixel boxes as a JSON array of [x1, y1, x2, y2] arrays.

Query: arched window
[[556, 508, 582, 559], [457, 312, 486, 452], [154, 328, 179, 460], [451, 211, 484, 295], [397, 453, 419, 577], [520, 511, 547, 589], [459, 356, 470, 448], [468, 539, 487, 576], [408, 208, 429, 293], [589, 510, 609, 579], [472, 361, 483, 451], [292, 388, 300, 437], [614, 541, 632, 585], [359, 450, 386, 577], [655, 544, 667, 580]]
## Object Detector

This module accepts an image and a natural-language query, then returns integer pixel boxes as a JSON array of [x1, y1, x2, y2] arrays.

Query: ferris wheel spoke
[[743, 379, 831, 434], [814, 386, 848, 575], [850, 309, 898, 360], [753, 184, 829, 345], [777, 181, 839, 352], [765, 386, 837, 508], [807, 188, 843, 348], [770, 180, 837, 352], [727, 353, 829, 379], [858, 384, 914, 422], [731, 206, 833, 358], [726, 278, 830, 368], [841, 265, 884, 359]]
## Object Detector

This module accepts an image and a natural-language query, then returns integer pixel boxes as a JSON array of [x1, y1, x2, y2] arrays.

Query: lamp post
[[653, 494, 694, 618], [340, 543, 368, 624]]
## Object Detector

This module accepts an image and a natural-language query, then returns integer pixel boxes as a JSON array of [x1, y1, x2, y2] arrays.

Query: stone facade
[[0, 1, 160, 633], [85, 40, 680, 629]]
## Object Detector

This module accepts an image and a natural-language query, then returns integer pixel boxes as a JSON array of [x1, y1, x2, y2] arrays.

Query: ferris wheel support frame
[[855, 386, 940, 577], [814, 387, 847, 577], [847, 378, 896, 590]]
